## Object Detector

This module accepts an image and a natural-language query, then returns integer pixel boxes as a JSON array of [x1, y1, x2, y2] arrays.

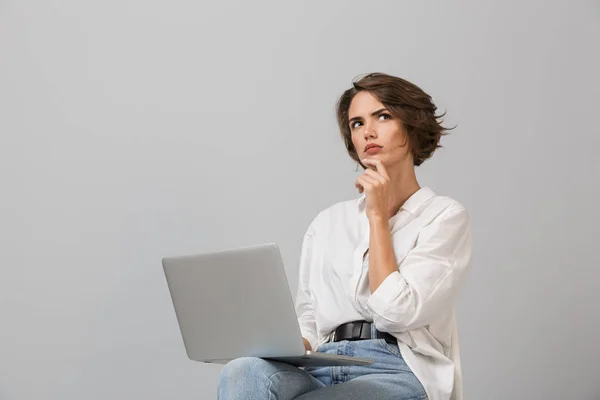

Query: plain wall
[[1, 1, 599, 399]]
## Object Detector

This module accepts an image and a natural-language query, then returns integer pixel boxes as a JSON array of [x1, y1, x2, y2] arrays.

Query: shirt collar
[[357, 187, 436, 215]]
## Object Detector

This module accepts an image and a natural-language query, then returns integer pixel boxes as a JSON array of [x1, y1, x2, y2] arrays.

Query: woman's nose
[[363, 124, 377, 138]]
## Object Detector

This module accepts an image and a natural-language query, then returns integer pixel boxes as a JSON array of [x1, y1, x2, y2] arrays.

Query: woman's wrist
[[368, 214, 389, 229]]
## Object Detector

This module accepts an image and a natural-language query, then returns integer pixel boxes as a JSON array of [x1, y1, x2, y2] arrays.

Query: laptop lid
[[162, 243, 306, 362]]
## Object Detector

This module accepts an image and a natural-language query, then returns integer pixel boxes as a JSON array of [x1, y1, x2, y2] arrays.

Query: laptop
[[162, 242, 374, 367]]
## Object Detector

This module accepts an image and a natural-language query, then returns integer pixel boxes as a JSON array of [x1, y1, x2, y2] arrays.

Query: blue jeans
[[217, 338, 428, 400]]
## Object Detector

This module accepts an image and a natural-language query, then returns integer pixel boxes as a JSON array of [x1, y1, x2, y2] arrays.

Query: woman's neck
[[386, 163, 421, 218]]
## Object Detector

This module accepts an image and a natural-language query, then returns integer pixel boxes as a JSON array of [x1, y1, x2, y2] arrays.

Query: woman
[[218, 72, 473, 400]]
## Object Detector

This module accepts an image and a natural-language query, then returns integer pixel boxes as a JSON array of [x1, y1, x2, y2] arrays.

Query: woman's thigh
[[303, 339, 427, 400], [293, 374, 428, 400], [217, 357, 324, 400]]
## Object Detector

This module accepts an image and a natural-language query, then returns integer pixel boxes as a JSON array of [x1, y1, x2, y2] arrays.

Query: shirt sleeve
[[366, 206, 473, 333], [294, 216, 320, 351]]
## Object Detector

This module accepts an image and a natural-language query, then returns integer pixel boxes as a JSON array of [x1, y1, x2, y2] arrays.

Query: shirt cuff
[[366, 271, 408, 317]]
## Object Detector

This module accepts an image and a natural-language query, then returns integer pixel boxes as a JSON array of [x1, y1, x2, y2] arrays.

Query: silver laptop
[[162, 242, 373, 367]]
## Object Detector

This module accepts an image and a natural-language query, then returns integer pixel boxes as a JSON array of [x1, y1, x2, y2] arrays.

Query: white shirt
[[294, 187, 472, 400]]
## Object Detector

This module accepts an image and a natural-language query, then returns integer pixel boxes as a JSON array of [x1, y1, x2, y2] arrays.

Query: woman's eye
[[350, 121, 362, 129], [379, 113, 391, 121]]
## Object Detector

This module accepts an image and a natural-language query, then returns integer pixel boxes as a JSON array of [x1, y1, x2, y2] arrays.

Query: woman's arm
[[367, 215, 399, 293], [355, 158, 472, 333], [366, 206, 472, 333]]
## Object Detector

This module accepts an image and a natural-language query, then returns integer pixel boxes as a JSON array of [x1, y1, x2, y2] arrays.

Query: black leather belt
[[332, 321, 396, 345]]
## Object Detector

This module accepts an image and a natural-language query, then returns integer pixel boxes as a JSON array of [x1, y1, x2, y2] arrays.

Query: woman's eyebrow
[[348, 108, 388, 124]]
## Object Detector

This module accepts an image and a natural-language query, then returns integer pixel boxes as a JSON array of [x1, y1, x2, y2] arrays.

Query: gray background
[[1, 1, 599, 399]]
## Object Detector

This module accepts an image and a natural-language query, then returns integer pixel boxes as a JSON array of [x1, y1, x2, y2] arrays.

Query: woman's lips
[[365, 146, 382, 155]]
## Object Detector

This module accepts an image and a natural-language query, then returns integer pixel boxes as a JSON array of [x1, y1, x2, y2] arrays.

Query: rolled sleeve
[[366, 206, 472, 333], [365, 271, 408, 317]]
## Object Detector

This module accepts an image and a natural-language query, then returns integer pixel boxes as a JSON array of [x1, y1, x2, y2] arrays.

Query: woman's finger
[[362, 158, 389, 180], [363, 168, 386, 185], [355, 178, 363, 193], [357, 174, 378, 192], [355, 175, 371, 193]]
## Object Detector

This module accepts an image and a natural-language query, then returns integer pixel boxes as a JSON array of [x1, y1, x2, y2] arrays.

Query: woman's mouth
[[365, 146, 382, 155]]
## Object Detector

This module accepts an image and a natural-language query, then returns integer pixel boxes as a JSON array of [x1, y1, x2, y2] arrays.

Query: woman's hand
[[355, 158, 390, 221], [302, 337, 312, 351]]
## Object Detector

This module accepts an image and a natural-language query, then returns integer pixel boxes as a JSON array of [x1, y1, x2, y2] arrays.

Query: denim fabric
[[217, 338, 427, 400]]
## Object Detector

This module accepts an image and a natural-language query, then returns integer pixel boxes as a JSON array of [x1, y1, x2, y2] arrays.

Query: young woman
[[218, 72, 473, 400]]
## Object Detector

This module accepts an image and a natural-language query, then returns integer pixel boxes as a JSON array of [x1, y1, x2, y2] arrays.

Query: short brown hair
[[336, 72, 451, 167]]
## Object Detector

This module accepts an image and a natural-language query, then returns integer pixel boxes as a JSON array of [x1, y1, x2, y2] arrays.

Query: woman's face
[[348, 91, 412, 169]]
